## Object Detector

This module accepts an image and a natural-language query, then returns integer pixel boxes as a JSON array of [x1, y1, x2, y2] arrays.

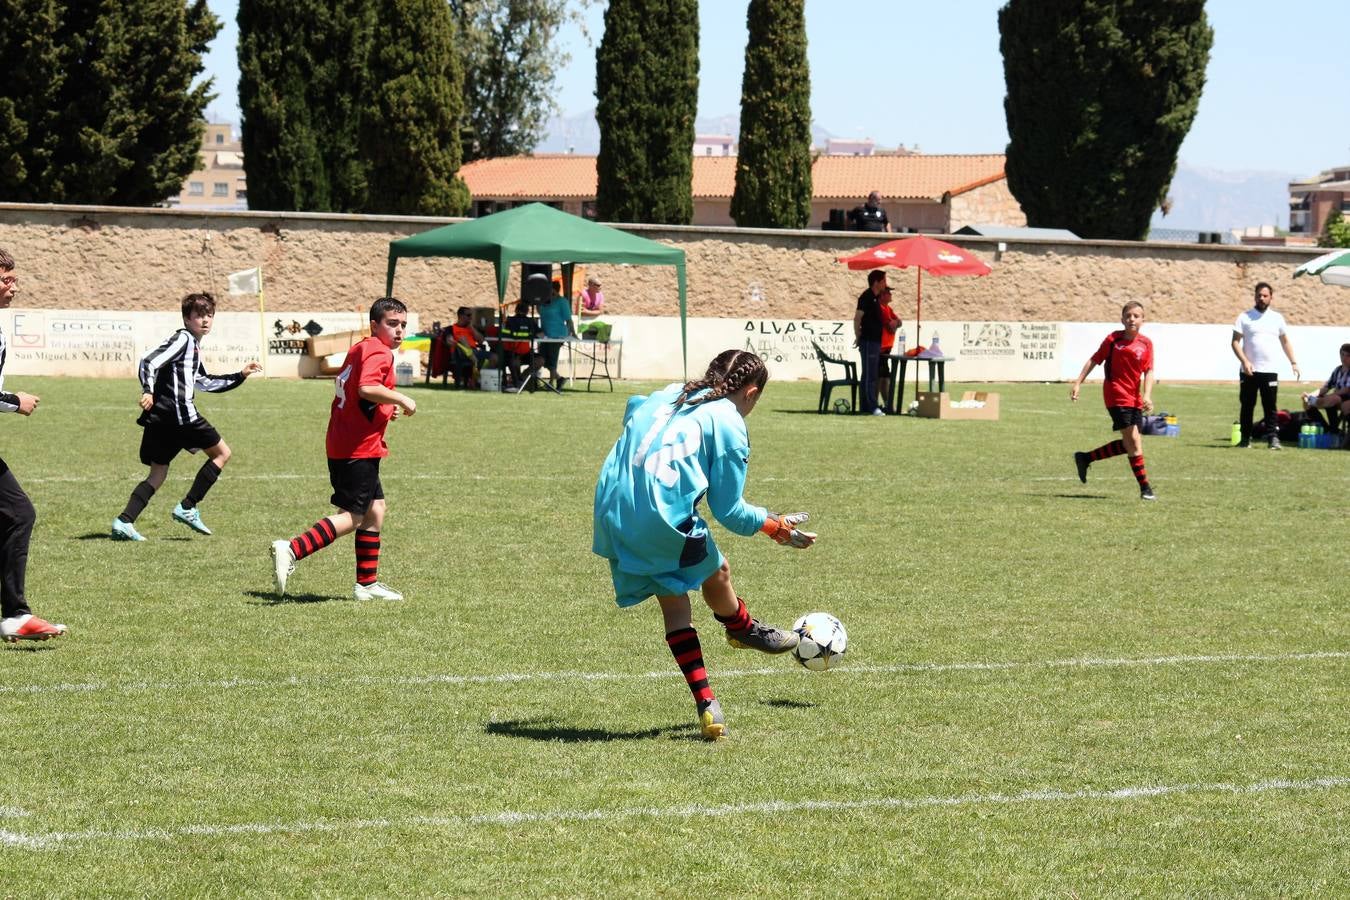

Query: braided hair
[[674, 349, 768, 409]]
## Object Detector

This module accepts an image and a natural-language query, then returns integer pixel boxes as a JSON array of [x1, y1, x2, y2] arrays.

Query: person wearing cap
[[848, 191, 890, 233], [578, 276, 605, 316]]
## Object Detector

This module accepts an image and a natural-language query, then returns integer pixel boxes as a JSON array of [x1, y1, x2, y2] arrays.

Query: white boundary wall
[[603, 315, 1349, 384], [4, 308, 1345, 385], [0, 309, 420, 379]]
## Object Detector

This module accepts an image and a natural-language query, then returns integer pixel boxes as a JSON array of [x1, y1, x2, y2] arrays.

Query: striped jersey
[[138, 328, 245, 425], [593, 384, 767, 576], [0, 322, 18, 413], [0, 319, 16, 415]]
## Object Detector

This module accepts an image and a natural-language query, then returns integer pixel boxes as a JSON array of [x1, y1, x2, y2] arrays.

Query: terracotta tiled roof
[[459, 154, 1006, 203]]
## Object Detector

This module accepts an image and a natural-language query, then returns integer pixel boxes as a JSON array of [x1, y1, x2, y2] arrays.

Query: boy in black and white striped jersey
[[0, 247, 68, 642], [110, 292, 261, 541]]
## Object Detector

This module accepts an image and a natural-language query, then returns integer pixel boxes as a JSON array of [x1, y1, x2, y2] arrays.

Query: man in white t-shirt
[[1231, 282, 1301, 449]]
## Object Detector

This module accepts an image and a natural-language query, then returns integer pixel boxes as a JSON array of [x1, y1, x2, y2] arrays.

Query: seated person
[[1302, 342, 1350, 431], [448, 306, 490, 388], [577, 276, 604, 317], [537, 287, 577, 389], [501, 301, 536, 391]]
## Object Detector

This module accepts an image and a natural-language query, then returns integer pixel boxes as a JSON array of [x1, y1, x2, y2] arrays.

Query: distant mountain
[[1151, 162, 1297, 233], [535, 109, 837, 155], [535, 119, 1292, 235], [536, 109, 600, 154]]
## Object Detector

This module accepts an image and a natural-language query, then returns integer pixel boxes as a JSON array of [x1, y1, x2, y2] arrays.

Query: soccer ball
[[792, 612, 847, 671]]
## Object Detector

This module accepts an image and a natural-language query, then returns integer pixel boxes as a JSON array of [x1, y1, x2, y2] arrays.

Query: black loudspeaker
[[521, 262, 553, 306]]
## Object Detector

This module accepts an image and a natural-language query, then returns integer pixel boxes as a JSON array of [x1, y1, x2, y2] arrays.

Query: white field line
[[20, 472, 574, 484], [2, 650, 1345, 699], [4, 776, 1346, 850]]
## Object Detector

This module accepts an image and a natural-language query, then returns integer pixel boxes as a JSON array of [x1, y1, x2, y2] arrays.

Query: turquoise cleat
[[172, 503, 212, 535], [110, 518, 146, 542]]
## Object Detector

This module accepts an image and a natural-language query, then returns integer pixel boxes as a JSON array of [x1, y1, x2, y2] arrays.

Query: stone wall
[[0, 203, 1340, 329], [949, 179, 1028, 231]]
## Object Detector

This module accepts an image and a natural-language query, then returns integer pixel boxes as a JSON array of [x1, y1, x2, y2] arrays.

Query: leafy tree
[[360, 0, 468, 215], [730, 0, 812, 228], [454, 0, 590, 162], [999, 0, 1212, 240], [1318, 210, 1350, 249], [595, 0, 698, 224], [0, 0, 219, 205]]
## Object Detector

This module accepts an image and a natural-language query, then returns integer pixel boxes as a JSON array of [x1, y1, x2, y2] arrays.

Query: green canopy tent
[[385, 203, 689, 375]]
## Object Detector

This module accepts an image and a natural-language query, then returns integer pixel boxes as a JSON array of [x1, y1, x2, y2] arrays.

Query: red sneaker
[[1, 614, 68, 643]]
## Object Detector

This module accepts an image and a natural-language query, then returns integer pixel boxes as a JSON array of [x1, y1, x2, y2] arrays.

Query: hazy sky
[[200, 0, 1349, 177]]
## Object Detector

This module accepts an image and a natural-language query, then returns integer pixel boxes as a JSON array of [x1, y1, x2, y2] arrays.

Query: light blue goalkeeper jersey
[[593, 384, 767, 576]]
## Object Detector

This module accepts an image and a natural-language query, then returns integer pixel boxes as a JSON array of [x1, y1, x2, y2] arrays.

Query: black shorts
[[139, 419, 222, 466], [1108, 406, 1144, 431], [328, 457, 384, 515], [539, 341, 562, 370]]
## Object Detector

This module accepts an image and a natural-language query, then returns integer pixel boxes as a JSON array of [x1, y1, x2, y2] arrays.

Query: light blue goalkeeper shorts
[[607, 549, 725, 608]]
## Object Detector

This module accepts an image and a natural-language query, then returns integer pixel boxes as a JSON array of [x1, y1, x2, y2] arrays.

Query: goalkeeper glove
[[761, 512, 816, 549]]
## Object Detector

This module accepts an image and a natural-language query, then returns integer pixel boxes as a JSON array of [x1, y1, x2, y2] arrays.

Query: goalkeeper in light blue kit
[[593, 349, 816, 741]]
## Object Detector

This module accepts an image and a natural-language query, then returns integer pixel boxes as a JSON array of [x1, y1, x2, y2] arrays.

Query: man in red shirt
[[1069, 301, 1156, 500], [271, 298, 418, 599]]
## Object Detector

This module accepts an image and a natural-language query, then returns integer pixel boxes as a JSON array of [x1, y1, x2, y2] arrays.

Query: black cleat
[[726, 619, 799, 654], [1140, 485, 1157, 501], [1074, 452, 1090, 484]]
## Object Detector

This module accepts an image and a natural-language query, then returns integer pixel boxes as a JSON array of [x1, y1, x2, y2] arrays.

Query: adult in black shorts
[[0, 247, 68, 642]]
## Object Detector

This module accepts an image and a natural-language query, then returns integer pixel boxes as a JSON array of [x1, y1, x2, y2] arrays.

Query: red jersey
[[1090, 330, 1153, 409], [326, 336, 395, 459], [879, 304, 900, 354]]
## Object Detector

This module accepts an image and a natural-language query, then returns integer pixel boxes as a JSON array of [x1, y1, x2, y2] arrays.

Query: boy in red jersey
[[1069, 301, 1157, 501], [270, 298, 417, 599]]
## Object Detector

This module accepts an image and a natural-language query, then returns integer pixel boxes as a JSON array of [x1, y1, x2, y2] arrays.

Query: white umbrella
[[1293, 248, 1350, 288]]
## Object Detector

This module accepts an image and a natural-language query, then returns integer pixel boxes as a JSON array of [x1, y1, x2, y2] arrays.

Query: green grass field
[[2, 374, 1346, 896]]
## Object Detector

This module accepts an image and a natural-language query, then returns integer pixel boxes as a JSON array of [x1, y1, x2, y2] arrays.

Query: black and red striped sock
[[1089, 439, 1126, 462], [713, 596, 752, 634], [666, 627, 714, 708], [354, 529, 381, 586], [289, 518, 338, 561], [1128, 454, 1149, 488]]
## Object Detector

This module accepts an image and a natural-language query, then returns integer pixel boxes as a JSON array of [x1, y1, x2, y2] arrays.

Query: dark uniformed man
[[848, 191, 891, 233]]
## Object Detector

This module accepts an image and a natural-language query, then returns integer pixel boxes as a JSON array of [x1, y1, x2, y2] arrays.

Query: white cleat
[[270, 540, 295, 597], [353, 581, 404, 601], [1, 613, 68, 643]]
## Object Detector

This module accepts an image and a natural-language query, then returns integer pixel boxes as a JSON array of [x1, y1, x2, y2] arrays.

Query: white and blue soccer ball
[[792, 612, 847, 671]]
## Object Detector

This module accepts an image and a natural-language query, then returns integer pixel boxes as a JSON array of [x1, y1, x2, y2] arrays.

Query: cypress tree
[[359, 0, 468, 215], [730, 0, 812, 228], [595, 0, 698, 224], [0, 0, 64, 201], [1000, 0, 1212, 240], [239, 0, 370, 212], [0, 0, 219, 205]]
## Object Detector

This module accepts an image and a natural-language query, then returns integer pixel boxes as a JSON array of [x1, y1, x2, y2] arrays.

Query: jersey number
[[333, 365, 352, 409], [633, 408, 700, 488]]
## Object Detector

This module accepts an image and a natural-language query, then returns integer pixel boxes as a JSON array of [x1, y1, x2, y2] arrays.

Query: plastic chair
[[811, 340, 858, 414]]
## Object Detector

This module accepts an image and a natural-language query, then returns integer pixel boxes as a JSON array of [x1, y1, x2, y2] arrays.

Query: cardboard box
[[915, 390, 1000, 420], [306, 330, 365, 358]]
